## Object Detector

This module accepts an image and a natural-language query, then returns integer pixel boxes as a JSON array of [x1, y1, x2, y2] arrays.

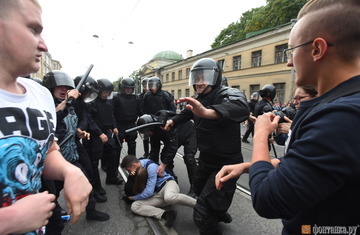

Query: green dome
[[152, 50, 183, 61]]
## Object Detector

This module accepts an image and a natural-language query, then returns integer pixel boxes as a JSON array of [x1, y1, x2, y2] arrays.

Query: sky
[[39, 0, 266, 82]]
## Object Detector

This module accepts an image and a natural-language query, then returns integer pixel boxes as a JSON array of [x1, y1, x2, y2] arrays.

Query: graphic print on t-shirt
[[0, 106, 55, 207]]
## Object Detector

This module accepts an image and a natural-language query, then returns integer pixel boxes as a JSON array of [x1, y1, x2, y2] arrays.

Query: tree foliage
[[211, 0, 307, 49]]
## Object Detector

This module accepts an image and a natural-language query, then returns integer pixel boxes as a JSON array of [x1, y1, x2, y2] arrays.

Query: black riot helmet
[[189, 58, 222, 92], [147, 77, 162, 92], [119, 77, 135, 94], [142, 77, 150, 90], [74, 75, 100, 96], [258, 84, 276, 101], [43, 70, 75, 90], [221, 76, 228, 87], [136, 114, 160, 134], [251, 92, 259, 100], [97, 78, 114, 93]]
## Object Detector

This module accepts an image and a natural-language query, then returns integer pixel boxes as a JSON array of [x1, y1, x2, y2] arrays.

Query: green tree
[[211, 0, 307, 49], [113, 77, 122, 92], [211, 8, 258, 48]]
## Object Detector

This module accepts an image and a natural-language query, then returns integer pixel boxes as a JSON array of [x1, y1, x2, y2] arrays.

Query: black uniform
[[148, 125, 178, 176], [254, 98, 273, 117], [177, 120, 198, 193], [143, 90, 176, 114], [171, 86, 249, 234], [138, 90, 150, 156], [242, 98, 258, 142], [143, 89, 176, 163], [88, 96, 119, 182], [113, 92, 142, 156]]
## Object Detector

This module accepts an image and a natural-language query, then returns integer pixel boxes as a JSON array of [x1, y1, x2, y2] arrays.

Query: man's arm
[[157, 129, 178, 176], [176, 97, 220, 119], [252, 113, 280, 164], [0, 192, 56, 234], [42, 141, 92, 224]]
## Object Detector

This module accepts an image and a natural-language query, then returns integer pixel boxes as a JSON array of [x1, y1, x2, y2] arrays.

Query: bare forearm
[[251, 133, 271, 164], [0, 207, 18, 234], [42, 143, 80, 180]]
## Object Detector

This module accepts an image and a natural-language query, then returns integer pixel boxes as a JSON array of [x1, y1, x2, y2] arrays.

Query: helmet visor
[[189, 69, 216, 86], [148, 81, 158, 90]]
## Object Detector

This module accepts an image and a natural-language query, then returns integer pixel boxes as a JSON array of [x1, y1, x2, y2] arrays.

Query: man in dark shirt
[[216, 1, 360, 234]]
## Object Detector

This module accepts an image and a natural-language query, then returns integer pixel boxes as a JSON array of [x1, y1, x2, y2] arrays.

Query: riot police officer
[[143, 77, 176, 163], [254, 84, 276, 117], [164, 58, 250, 235], [43, 71, 110, 229], [242, 92, 259, 143], [113, 78, 142, 157], [73, 75, 107, 202], [87, 78, 123, 187], [143, 76, 176, 114]]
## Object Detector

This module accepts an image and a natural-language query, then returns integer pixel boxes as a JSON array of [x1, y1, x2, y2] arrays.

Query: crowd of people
[[1, 0, 360, 235]]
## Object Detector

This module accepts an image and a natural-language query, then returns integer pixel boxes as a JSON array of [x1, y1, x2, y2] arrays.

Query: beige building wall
[[149, 23, 294, 103], [31, 52, 62, 80]]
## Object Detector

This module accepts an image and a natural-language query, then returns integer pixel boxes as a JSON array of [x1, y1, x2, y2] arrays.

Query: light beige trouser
[[131, 180, 197, 219]]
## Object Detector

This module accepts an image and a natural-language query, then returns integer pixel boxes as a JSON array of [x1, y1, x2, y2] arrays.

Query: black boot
[[217, 211, 233, 223], [106, 176, 123, 185], [86, 209, 110, 221], [162, 210, 177, 228], [94, 190, 107, 203], [95, 186, 106, 195]]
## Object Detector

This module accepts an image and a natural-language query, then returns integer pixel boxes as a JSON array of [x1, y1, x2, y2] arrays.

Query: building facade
[[31, 52, 62, 80], [140, 23, 294, 104]]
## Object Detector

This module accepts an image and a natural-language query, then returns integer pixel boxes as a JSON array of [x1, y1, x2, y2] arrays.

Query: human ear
[[312, 38, 330, 62]]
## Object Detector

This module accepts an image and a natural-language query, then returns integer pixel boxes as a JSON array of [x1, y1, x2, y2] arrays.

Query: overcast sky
[[39, 0, 266, 82]]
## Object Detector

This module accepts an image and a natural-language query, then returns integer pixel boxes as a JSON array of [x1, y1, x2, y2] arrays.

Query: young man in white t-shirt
[[0, 1, 92, 234]]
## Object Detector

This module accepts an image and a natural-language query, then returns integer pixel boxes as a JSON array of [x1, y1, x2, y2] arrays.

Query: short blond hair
[[0, 0, 41, 19]]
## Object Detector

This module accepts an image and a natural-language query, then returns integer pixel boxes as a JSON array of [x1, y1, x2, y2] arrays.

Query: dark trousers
[[180, 132, 198, 187], [40, 178, 65, 235], [193, 154, 239, 235], [242, 121, 254, 141]]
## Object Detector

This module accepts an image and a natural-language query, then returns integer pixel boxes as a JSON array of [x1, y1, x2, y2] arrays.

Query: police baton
[[114, 133, 123, 148], [125, 122, 163, 134], [67, 64, 94, 105]]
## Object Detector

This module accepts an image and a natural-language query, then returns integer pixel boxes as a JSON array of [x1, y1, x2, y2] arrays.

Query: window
[[178, 89, 182, 99], [171, 90, 175, 96], [161, 75, 164, 83], [185, 88, 190, 97], [252, 50, 262, 67], [232, 85, 240, 90], [178, 70, 183, 80], [273, 82, 285, 103], [217, 59, 225, 71], [233, 56, 241, 70], [166, 74, 169, 83], [275, 44, 288, 63], [250, 84, 260, 96], [186, 68, 190, 78], [172, 72, 175, 81]]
